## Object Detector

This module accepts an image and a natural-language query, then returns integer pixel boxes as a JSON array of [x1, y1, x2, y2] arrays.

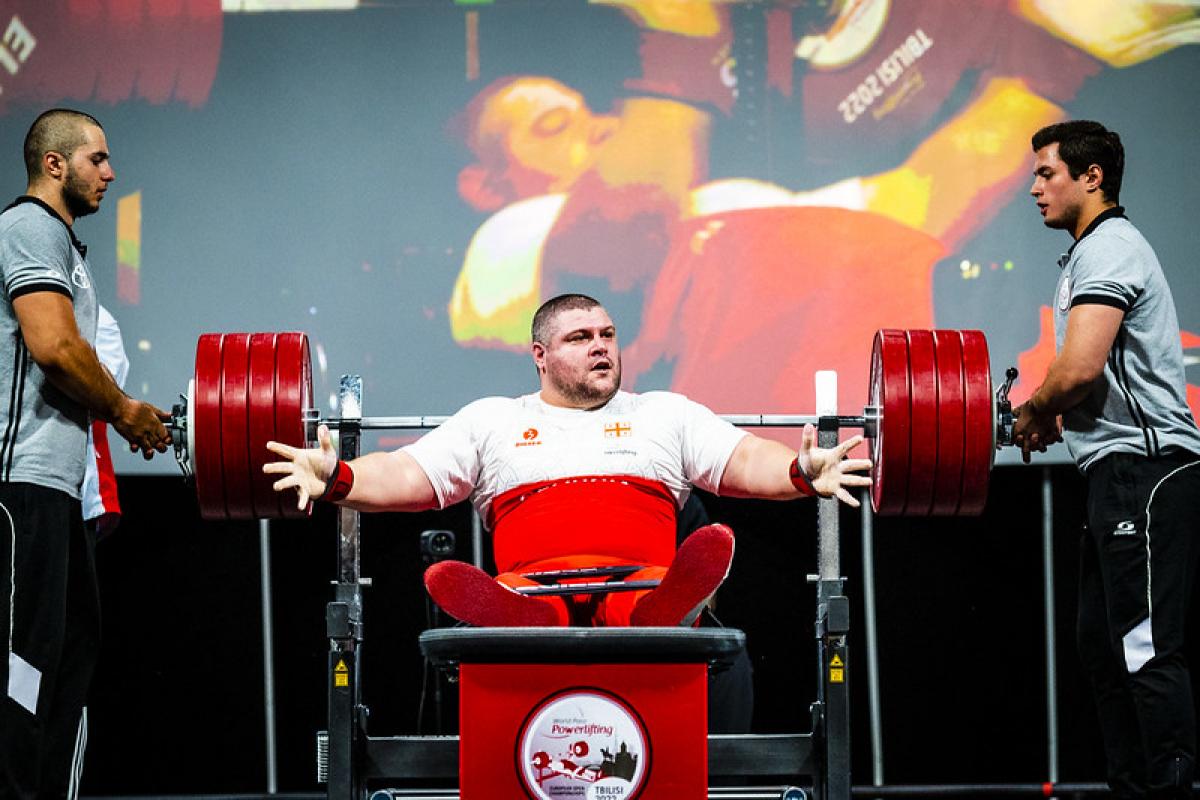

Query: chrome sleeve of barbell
[[719, 414, 868, 427], [353, 416, 453, 430]]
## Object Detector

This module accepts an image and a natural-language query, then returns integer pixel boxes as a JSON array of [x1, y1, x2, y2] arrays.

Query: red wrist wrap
[[319, 460, 354, 503], [789, 456, 817, 497]]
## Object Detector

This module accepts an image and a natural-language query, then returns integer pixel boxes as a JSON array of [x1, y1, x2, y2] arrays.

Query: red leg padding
[[630, 523, 734, 627], [425, 524, 736, 627], [424, 560, 560, 627]]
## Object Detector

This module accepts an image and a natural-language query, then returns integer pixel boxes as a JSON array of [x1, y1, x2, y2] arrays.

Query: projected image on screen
[[446, 0, 1200, 420], [1, 0, 1196, 473]]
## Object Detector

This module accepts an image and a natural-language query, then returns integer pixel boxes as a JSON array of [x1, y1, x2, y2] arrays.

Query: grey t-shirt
[[1052, 209, 1200, 472], [0, 197, 98, 498]]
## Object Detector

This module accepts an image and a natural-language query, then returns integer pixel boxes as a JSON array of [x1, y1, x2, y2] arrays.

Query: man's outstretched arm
[[718, 424, 872, 507], [264, 424, 439, 513]]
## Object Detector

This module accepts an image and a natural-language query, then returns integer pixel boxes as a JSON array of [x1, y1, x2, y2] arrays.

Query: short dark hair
[[1031, 120, 1123, 203], [23, 108, 103, 182], [531, 293, 603, 345]]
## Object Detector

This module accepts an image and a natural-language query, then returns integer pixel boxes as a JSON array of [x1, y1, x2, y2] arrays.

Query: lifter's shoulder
[[613, 390, 715, 422], [451, 395, 525, 421], [631, 389, 700, 408]]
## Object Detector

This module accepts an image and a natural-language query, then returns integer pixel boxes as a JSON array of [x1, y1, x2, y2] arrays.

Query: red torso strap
[[490, 475, 677, 574]]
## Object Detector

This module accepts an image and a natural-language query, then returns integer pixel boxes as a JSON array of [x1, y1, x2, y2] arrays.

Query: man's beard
[[62, 166, 98, 219], [550, 360, 621, 408]]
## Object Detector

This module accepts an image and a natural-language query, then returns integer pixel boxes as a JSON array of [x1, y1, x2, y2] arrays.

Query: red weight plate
[[247, 333, 280, 518], [903, 330, 938, 516], [194, 334, 226, 520], [220, 333, 253, 519], [930, 331, 965, 516], [868, 330, 911, 515], [274, 332, 313, 519], [958, 330, 994, 515]]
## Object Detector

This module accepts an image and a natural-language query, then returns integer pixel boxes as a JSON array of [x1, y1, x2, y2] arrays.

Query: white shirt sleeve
[[95, 305, 130, 387], [671, 394, 748, 495], [401, 399, 499, 509]]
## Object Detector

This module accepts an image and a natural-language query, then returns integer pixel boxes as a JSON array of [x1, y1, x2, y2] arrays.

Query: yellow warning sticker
[[830, 654, 844, 667], [335, 674, 349, 687], [830, 668, 844, 683], [334, 660, 348, 673]]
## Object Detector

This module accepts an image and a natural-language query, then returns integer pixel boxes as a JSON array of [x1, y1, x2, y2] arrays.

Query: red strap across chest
[[490, 475, 678, 574]]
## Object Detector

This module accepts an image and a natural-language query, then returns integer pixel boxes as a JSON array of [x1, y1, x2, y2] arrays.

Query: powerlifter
[[264, 293, 871, 627]]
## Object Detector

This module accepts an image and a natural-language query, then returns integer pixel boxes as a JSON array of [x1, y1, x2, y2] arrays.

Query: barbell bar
[[169, 329, 1018, 522]]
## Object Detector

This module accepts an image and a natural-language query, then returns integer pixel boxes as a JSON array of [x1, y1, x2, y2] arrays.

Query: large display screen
[[2, 0, 1197, 473]]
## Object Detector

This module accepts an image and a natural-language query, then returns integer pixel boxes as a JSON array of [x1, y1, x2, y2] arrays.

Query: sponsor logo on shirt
[[1058, 276, 1071, 311], [515, 427, 541, 447], [71, 262, 91, 290], [604, 421, 632, 438], [1113, 520, 1137, 536]]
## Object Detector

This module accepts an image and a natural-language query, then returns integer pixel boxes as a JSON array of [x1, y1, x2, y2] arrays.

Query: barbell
[[168, 329, 1017, 521]]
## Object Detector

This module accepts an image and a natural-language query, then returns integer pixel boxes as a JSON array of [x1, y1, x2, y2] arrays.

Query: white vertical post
[[814, 371, 838, 417], [815, 371, 839, 580]]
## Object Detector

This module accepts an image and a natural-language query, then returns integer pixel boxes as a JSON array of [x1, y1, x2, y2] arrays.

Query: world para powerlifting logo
[[516, 688, 650, 800]]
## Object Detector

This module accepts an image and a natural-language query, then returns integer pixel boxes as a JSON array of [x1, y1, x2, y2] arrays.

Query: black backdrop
[[81, 464, 1199, 796]]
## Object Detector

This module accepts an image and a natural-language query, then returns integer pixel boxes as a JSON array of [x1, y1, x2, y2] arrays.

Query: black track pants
[[1078, 451, 1200, 799], [0, 483, 98, 800]]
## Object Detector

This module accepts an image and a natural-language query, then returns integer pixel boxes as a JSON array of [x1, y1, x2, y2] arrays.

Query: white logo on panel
[[517, 688, 649, 800]]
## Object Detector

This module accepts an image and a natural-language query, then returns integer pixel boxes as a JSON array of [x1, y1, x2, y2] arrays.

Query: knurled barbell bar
[[168, 329, 1018, 521]]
